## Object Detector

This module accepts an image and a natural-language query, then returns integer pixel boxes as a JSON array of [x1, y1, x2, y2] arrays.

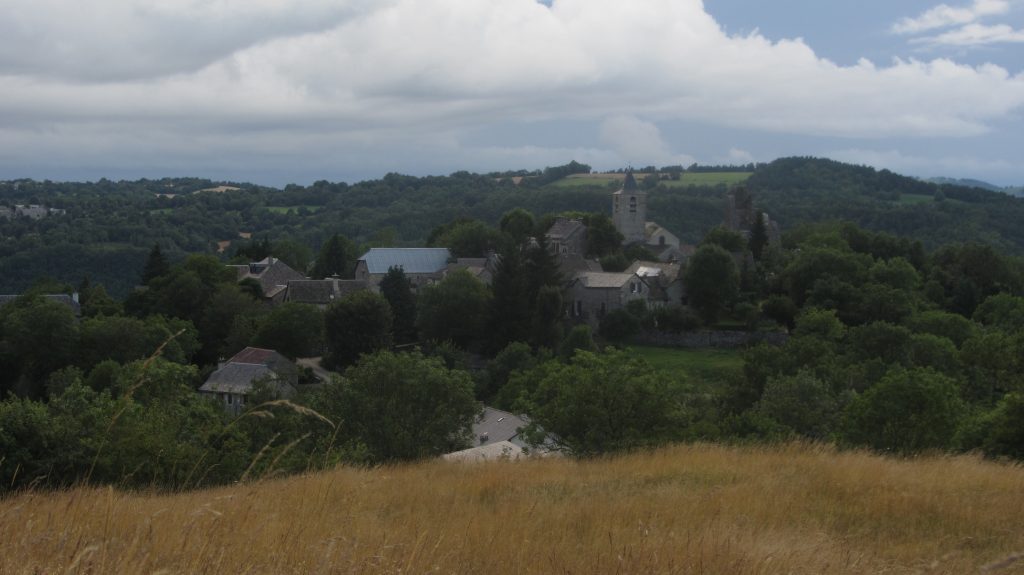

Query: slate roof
[[473, 407, 529, 446], [574, 271, 638, 289], [285, 280, 335, 305], [285, 279, 368, 305], [358, 248, 451, 275], [199, 363, 280, 395], [442, 441, 526, 462], [199, 347, 298, 396], [231, 257, 307, 298], [546, 218, 585, 240]]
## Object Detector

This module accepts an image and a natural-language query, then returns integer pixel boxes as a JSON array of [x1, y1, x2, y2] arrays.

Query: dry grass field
[[2, 442, 1023, 574]]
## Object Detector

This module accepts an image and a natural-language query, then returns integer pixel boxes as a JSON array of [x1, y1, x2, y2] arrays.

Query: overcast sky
[[1, 0, 1022, 186]]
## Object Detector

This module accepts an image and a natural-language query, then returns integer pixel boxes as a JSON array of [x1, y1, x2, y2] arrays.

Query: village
[[165, 172, 779, 461]]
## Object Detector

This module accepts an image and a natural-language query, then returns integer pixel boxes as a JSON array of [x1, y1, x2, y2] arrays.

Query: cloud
[[599, 115, 695, 167], [829, 148, 1015, 179], [911, 23, 1024, 45], [1, 0, 1024, 182], [892, 0, 1010, 34]]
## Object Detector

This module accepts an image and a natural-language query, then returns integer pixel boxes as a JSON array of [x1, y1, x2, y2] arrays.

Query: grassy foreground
[[1, 443, 1022, 574]]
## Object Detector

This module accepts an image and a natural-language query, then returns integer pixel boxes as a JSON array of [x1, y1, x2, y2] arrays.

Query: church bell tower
[[612, 171, 646, 244]]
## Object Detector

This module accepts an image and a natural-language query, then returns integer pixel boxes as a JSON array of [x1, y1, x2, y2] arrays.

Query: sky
[[1, 0, 1022, 187]]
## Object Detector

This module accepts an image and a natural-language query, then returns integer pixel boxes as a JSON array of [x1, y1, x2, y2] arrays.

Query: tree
[[323, 291, 393, 370], [311, 234, 357, 279], [379, 266, 417, 344], [253, 303, 325, 359], [430, 219, 504, 258], [0, 296, 80, 398], [841, 367, 963, 454], [489, 244, 531, 350], [684, 244, 739, 325], [598, 309, 641, 345], [318, 350, 478, 462], [748, 212, 769, 260], [141, 243, 170, 285], [531, 285, 564, 350], [756, 370, 837, 439], [522, 350, 684, 456], [417, 270, 492, 350], [271, 238, 313, 274], [702, 226, 747, 252], [499, 208, 536, 245], [583, 213, 623, 258]]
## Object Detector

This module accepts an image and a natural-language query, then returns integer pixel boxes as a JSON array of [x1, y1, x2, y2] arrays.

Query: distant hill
[[927, 176, 1024, 197], [746, 157, 1024, 254]]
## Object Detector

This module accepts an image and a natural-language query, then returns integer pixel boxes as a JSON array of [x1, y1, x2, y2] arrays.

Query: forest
[[0, 158, 1023, 493]]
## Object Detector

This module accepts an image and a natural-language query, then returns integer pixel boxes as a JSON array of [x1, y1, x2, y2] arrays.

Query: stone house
[[198, 347, 298, 415], [228, 257, 307, 304], [567, 271, 651, 323], [626, 261, 684, 307], [283, 278, 369, 309], [546, 218, 587, 256]]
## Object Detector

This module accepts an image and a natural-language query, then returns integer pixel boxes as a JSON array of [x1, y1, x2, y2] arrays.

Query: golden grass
[[2, 442, 1023, 574]]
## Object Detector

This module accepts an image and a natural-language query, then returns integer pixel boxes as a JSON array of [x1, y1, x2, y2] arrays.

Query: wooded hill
[[1, 157, 1022, 296]]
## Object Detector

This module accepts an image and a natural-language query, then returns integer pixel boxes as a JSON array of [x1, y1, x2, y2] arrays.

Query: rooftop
[[574, 271, 638, 289], [358, 248, 452, 275]]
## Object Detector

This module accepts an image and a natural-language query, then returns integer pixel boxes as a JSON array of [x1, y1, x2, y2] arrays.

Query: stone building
[[612, 172, 647, 244], [567, 271, 650, 324]]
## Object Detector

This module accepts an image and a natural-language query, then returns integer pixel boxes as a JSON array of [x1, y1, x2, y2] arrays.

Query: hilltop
[[2, 443, 1022, 574]]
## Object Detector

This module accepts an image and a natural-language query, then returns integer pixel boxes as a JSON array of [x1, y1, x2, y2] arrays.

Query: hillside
[[3, 157, 1024, 296], [747, 157, 1024, 253], [2, 443, 1022, 574]]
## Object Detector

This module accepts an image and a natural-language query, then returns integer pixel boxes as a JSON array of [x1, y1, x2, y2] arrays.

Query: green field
[[628, 345, 743, 385], [551, 172, 751, 188]]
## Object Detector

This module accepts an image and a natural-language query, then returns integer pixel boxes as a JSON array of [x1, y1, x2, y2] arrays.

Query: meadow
[[629, 344, 743, 385], [551, 172, 751, 188], [2, 442, 1022, 574]]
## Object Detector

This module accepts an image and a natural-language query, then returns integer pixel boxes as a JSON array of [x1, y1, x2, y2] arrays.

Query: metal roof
[[358, 248, 451, 275]]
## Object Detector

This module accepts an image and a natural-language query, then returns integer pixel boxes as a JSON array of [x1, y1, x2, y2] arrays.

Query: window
[[629, 196, 637, 213], [659, 235, 666, 246]]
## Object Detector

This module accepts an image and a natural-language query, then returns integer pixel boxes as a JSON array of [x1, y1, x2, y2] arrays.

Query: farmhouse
[[198, 347, 298, 415]]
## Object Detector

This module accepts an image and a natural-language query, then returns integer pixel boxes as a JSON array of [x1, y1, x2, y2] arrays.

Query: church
[[611, 171, 687, 263]]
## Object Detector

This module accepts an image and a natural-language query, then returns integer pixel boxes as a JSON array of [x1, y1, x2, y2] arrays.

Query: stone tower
[[612, 171, 647, 244]]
